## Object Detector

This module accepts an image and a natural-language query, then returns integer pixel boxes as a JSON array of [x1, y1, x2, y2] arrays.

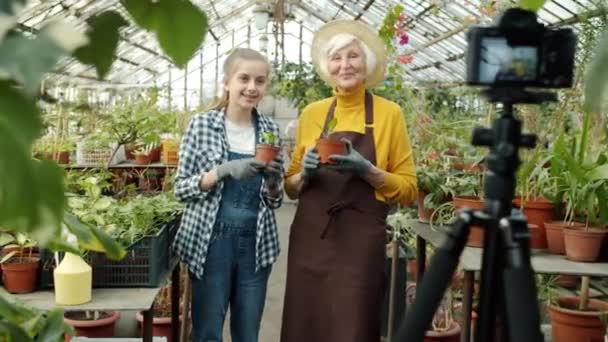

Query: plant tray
[[39, 216, 180, 288]]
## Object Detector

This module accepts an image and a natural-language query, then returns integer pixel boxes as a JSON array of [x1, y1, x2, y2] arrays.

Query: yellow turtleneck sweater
[[286, 85, 417, 204]]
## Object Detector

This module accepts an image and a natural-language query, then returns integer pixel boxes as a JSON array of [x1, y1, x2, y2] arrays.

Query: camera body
[[466, 8, 576, 89]]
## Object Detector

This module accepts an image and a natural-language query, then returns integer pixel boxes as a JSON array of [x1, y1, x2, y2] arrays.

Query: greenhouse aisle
[[222, 202, 297, 341]]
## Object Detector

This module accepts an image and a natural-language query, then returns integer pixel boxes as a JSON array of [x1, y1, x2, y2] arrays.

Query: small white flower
[[43, 20, 89, 52]]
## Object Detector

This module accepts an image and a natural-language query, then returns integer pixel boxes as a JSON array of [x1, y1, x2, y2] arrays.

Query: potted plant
[[416, 153, 453, 223], [548, 132, 608, 261], [425, 290, 460, 342], [256, 131, 281, 164], [135, 273, 188, 342], [514, 148, 556, 249], [548, 276, 608, 342], [64, 310, 121, 341], [315, 118, 346, 164], [133, 144, 154, 165], [449, 170, 485, 247], [137, 168, 163, 192], [0, 233, 40, 293]]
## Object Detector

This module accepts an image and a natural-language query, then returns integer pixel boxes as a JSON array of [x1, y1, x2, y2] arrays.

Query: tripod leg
[[461, 271, 475, 342], [501, 217, 544, 342], [393, 211, 473, 342]]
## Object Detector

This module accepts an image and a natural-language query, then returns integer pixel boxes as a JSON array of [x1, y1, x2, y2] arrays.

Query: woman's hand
[[301, 147, 321, 180], [215, 158, 265, 181], [261, 156, 283, 188], [328, 139, 372, 176]]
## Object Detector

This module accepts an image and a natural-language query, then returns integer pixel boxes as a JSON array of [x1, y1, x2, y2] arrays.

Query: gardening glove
[[301, 147, 320, 180], [262, 156, 283, 188], [216, 158, 264, 181], [328, 138, 372, 176]]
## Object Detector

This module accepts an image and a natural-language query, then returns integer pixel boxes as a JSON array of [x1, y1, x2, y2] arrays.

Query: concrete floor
[[222, 202, 296, 342]]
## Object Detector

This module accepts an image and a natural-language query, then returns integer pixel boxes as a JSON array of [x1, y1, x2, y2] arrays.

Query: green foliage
[[549, 133, 608, 226], [121, 0, 208, 67], [378, 5, 404, 55], [326, 118, 338, 135], [271, 62, 332, 112], [0, 290, 73, 342], [74, 11, 128, 79], [261, 131, 278, 145], [0, 2, 207, 339], [0, 28, 76, 94], [518, 0, 547, 12]]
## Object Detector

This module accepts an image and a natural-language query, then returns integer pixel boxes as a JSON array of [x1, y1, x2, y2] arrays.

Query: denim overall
[[191, 120, 271, 342]]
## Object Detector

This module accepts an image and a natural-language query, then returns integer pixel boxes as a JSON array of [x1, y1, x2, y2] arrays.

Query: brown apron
[[281, 92, 389, 342]]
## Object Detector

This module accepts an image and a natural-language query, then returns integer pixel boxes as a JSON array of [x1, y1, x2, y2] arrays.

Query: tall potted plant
[[515, 148, 556, 249], [0, 233, 40, 293], [548, 130, 608, 261]]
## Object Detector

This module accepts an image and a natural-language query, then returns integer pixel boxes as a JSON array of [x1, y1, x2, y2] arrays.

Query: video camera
[[465, 8, 576, 89]]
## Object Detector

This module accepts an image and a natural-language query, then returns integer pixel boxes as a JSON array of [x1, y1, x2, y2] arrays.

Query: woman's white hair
[[318, 33, 377, 83]]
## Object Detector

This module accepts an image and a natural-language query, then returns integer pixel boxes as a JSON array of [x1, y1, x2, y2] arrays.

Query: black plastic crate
[[39, 216, 180, 288]]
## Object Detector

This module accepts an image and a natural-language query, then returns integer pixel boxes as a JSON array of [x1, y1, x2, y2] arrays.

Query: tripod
[[394, 88, 556, 342]]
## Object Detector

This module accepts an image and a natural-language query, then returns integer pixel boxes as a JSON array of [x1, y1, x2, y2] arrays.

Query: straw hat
[[311, 19, 388, 88]]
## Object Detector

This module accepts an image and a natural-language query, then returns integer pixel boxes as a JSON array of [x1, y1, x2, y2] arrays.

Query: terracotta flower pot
[[513, 197, 555, 249], [64, 311, 120, 341], [417, 192, 434, 223], [452, 162, 484, 173], [563, 227, 606, 262], [527, 224, 543, 249], [548, 296, 608, 342], [1, 257, 39, 293], [149, 146, 162, 162], [52, 151, 70, 164], [315, 138, 346, 164], [554, 274, 580, 289], [135, 154, 151, 165], [424, 321, 461, 342], [255, 144, 280, 164], [453, 196, 485, 248], [136, 311, 182, 342], [544, 221, 584, 255]]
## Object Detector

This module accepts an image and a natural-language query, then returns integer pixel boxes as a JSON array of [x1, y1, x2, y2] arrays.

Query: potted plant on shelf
[[135, 270, 188, 342], [63, 310, 121, 341], [514, 148, 556, 249], [256, 131, 281, 164], [0, 233, 40, 293], [133, 144, 154, 165], [548, 276, 608, 342], [547, 132, 608, 260], [448, 170, 485, 247], [315, 118, 345, 164], [416, 152, 453, 223]]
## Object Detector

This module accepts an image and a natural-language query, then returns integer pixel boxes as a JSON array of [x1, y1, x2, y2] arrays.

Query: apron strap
[[320, 91, 375, 138], [364, 91, 373, 136]]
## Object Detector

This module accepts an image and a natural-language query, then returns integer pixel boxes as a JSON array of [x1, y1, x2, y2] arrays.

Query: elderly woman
[[280, 20, 417, 342]]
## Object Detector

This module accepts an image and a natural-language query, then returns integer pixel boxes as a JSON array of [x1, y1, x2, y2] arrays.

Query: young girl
[[172, 48, 283, 342]]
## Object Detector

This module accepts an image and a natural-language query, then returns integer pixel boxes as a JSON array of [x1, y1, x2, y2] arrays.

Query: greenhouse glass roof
[[17, 0, 606, 105]]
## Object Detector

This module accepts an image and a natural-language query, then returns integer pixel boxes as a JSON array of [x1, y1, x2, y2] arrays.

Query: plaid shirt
[[172, 109, 283, 279]]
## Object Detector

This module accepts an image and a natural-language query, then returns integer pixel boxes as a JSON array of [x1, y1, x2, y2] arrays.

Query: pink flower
[[399, 34, 409, 45], [397, 55, 414, 64]]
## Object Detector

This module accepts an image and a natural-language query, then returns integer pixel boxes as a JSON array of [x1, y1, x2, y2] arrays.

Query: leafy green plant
[[326, 118, 338, 136], [0, 2, 206, 338], [261, 131, 278, 145], [271, 62, 332, 112], [0, 233, 36, 264], [516, 149, 555, 204], [386, 208, 417, 259]]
